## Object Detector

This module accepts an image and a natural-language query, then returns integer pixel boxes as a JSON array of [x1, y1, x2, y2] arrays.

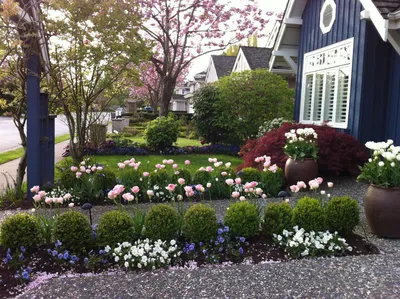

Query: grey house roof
[[372, 0, 400, 15], [211, 55, 236, 79], [240, 46, 273, 70]]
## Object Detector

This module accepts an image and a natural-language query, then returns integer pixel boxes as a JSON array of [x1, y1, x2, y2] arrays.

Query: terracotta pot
[[284, 157, 318, 187], [364, 184, 400, 238]]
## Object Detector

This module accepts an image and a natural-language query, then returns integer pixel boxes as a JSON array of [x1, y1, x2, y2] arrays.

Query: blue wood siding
[[295, 0, 367, 139], [385, 47, 400, 143]]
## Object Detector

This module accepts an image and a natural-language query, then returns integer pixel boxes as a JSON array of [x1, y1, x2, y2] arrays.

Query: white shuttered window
[[300, 38, 353, 129]]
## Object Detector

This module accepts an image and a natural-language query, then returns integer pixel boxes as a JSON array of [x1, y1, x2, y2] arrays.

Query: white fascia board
[[284, 17, 303, 26], [270, 68, 296, 75], [359, 0, 389, 41], [388, 30, 400, 55], [205, 57, 215, 83], [273, 49, 299, 57]]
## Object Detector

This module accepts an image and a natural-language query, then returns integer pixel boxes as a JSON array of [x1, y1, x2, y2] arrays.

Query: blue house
[[270, 0, 400, 144]]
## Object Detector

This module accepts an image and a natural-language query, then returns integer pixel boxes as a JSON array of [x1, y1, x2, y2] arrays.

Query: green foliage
[[217, 69, 294, 139], [284, 128, 319, 161], [325, 197, 360, 235], [36, 215, 56, 245], [0, 213, 41, 249], [260, 168, 285, 197], [149, 169, 171, 187], [172, 168, 192, 185], [224, 201, 260, 237], [183, 204, 218, 242], [240, 167, 261, 183], [97, 210, 135, 247], [93, 169, 116, 191], [53, 211, 92, 253], [144, 205, 180, 241], [117, 168, 142, 187], [192, 84, 242, 145], [60, 170, 80, 190], [132, 210, 146, 239], [263, 202, 293, 236], [293, 197, 326, 232], [192, 170, 213, 186], [144, 115, 180, 149], [257, 117, 291, 138]]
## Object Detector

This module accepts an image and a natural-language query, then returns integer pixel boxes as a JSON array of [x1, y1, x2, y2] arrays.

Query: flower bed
[[0, 176, 380, 298]]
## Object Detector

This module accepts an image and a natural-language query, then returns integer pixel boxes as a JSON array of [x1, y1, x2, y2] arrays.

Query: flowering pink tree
[[136, 0, 273, 116]]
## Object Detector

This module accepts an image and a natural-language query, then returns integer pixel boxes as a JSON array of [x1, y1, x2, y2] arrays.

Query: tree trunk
[[159, 81, 175, 117], [15, 148, 27, 199]]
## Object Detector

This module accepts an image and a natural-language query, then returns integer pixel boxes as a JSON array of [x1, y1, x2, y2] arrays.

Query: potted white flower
[[358, 139, 400, 238], [283, 128, 319, 186]]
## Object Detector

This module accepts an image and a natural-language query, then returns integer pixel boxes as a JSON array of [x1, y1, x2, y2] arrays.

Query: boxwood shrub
[[263, 202, 293, 236], [144, 205, 179, 241], [183, 204, 218, 242], [224, 201, 260, 237], [325, 196, 360, 235], [96, 210, 135, 247], [293, 197, 326, 232]]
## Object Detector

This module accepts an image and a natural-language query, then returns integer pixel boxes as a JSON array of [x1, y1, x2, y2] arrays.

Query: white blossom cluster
[[151, 185, 174, 201], [365, 140, 400, 164], [284, 128, 318, 144], [273, 226, 352, 258], [111, 239, 181, 270], [47, 186, 80, 203], [257, 117, 289, 138]]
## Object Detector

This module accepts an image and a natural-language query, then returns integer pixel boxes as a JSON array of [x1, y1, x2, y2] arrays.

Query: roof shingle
[[240, 46, 272, 70], [211, 55, 236, 79], [372, 0, 400, 15]]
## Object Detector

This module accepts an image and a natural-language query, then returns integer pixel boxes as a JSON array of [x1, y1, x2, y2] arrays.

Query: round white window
[[320, 0, 336, 34]]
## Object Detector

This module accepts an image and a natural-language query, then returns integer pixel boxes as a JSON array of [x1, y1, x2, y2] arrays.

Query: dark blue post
[[27, 53, 41, 200], [40, 92, 55, 186]]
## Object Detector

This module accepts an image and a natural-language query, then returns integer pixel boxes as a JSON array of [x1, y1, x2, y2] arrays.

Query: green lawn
[[126, 137, 201, 147], [58, 154, 243, 175], [0, 134, 70, 165]]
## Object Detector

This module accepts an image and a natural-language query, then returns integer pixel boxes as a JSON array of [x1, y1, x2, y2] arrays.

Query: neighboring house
[[171, 71, 206, 114], [270, 0, 400, 144], [205, 55, 237, 83], [231, 46, 272, 73]]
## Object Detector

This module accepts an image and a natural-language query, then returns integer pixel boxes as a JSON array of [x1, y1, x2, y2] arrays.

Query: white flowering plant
[[284, 128, 318, 161], [358, 140, 400, 187], [111, 239, 181, 270], [257, 117, 290, 138], [273, 226, 352, 258]]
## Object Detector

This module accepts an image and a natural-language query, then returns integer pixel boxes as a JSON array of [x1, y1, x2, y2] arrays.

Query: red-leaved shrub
[[239, 123, 369, 176]]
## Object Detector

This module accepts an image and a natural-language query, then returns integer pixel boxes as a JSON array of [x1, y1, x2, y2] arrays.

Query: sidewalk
[[0, 140, 69, 190]]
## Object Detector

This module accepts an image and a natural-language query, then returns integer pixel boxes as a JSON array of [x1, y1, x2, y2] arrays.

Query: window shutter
[[336, 67, 350, 123], [303, 74, 314, 121], [312, 73, 324, 121], [324, 71, 336, 122]]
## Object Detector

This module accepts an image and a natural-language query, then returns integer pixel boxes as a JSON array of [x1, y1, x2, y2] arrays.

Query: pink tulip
[[263, 160, 271, 168], [129, 162, 135, 167], [155, 164, 161, 169], [167, 159, 174, 165], [108, 191, 117, 200], [297, 181, 306, 189], [97, 166, 103, 171], [235, 178, 241, 184], [131, 186, 140, 194], [162, 159, 168, 164], [143, 172, 149, 177], [117, 163, 126, 169], [166, 184, 176, 192], [309, 180, 320, 190], [91, 166, 97, 172], [160, 164, 166, 169], [33, 195, 41, 202], [221, 171, 228, 176], [173, 164, 178, 169], [68, 203, 74, 208], [124, 160, 130, 165], [268, 164, 278, 173], [239, 196, 246, 201], [225, 179, 234, 186], [214, 162, 220, 168], [186, 191, 195, 197], [195, 184, 203, 192], [80, 166, 86, 172], [231, 191, 240, 198], [178, 178, 185, 185], [56, 197, 63, 204], [316, 177, 324, 184], [199, 167, 206, 172], [70, 166, 78, 172], [212, 158, 218, 163], [85, 169, 91, 174], [76, 172, 82, 178], [38, 191, 46, 198], [244, 188, 249, 193], [45, 198, 53, 205], [122, 193, 135, 202], [290, 185, 300, 193], [208, 158, 213, 163], [185, 160, 190, 165], [250, 181, 258, 187], [256, 188, 263, 195], [63, 193, 71, 200], [262, 194, 267, 199], [327, 182, 334, 188], [147, 190, 154, 197], [254, 157, 261, 163], [206, 166, 213, 172], [184, 186, 193, 193]]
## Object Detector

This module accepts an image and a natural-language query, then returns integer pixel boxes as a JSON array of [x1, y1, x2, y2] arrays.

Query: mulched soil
[[0, 234, 379, 298]]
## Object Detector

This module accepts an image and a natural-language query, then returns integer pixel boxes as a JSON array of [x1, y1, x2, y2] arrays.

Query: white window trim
[[320, 0, 337, 34], [299, 38, 354, 129]]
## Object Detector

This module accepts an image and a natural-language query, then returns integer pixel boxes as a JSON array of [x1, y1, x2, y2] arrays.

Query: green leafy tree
[[217, 69, 294, 139], [45, 0, 150, 163]]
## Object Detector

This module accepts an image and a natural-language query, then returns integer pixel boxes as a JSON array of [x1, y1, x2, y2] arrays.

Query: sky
[[188, 0, 288, 77]]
